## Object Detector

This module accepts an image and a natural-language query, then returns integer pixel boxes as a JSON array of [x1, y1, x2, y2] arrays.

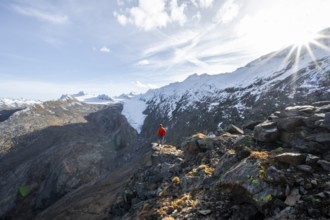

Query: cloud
[[114, 0, 187, 31], [144, 30, 199, 55], [13, 5, 69, 25], [134, 81, 158, 89], [113, 12, 128, 25], [197, 0, 214, 8], [170, 0, 187, 26], [137, 59, 150, 65], [215, 0, 239, 24], [116, 0, 125, 6], [100, 46, 110, 53]]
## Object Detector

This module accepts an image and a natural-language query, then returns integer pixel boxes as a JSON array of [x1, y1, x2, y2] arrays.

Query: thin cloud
[[100, 46, 110, 53], [197, 0, 214, 8], [134, 81, 158, 89], [144, 30, 199, 56], [137, 59, 150, 65], [215, 0, 239, 24], [12, 5, 69, 25], [114, 0, 187, 31]]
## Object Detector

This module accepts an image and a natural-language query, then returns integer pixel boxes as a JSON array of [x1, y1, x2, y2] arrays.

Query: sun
[[291, 30, 318, 47]]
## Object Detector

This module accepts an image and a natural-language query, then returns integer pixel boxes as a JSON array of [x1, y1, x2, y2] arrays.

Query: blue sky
[[1, 0, 330, 100]]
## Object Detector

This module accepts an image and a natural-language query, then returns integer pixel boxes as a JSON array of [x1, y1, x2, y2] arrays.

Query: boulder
[[274, 153, 306, 166], [277, 116, 305, 131], [313, 101, 330, 106], [323, 151, 330, 161], [306, 133, 330, 143], [253, 121, 279, 142], [294, 141, 327, 154], [305, 154, 320, 165], [284, 188, 301, 206], [243, 120, 263, 130], [296, 165, 313, 173], [321, 112, 330, 130], [279, 131, 293, 144], [303, 115, 324, 128], [315, 104, 330, 113], [220, 158, 279, 207], [282, 106, 315, 117], [317, 160, 330, 172], [226, 124, 244, 135]]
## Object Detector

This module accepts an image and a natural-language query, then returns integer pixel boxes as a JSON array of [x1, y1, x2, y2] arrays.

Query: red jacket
[[158, 127, 166, 137]]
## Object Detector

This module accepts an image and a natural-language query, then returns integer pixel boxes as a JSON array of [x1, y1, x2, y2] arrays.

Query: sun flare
[[291, 31, 317, 46]]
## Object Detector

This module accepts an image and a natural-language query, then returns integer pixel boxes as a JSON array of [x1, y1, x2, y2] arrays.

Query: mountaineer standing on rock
[[157, 124, 166, 146]]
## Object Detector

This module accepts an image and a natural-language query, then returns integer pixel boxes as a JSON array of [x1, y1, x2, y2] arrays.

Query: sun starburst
[[280, 31, 330, 95]]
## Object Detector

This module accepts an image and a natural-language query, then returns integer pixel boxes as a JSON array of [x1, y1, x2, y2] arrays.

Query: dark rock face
[[253, 102, 330, 159], [0, 109, 22, 122], [253, 121, 279, 142], [275, 153, 306, 166], [0, 99, 138, 219]]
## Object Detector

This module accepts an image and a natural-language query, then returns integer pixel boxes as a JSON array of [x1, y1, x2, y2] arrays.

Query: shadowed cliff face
[[0, 109, 22, 122], [0, 99, 138, 219]]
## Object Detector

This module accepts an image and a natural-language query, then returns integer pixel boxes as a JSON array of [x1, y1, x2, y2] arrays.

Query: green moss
[[247, 175, 259, 185], [19, 185, 31, 197], [187, 169, 199, 176], [263, 194, 272, 203]]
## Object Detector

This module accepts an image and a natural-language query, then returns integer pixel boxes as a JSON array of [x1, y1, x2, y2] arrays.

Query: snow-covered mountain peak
[[0, 98, 41, 109], [72, 91, 86, 97], [96, 94, 113, 101], [114, 92, 138, 101], [60, 94, 77, 101]]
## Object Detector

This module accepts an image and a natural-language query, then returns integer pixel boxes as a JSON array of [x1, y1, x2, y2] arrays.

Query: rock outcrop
[[109, 102, 330, 220], [254, 102, 330, 159]]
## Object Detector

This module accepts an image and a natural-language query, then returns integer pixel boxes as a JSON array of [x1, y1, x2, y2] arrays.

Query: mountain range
[[0, 28, 329, 219]]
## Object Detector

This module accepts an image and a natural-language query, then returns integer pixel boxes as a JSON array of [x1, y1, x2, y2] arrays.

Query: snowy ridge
[[140, 31, 330, 119], [63, 92, 146, 133], [121, 95, 147, 133], [0, 98, 41, 109], [70, 92, 114, 104]]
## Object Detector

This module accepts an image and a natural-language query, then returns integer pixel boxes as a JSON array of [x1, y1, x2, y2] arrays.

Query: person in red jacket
[[157, 124, 166, 146]]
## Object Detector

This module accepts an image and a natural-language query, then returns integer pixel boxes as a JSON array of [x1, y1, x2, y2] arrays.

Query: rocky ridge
[[0, 98, 138, 219], [110, 102, 330, 220]]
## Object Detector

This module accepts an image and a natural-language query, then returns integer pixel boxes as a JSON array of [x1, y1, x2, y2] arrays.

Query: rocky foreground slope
[[0, 99, 329, 219], [109, 101, 330, 220]]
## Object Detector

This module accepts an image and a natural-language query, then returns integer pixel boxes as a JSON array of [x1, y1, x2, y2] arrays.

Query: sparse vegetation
[[247, 175, 259, 185], [186, 164, 214, 176], [263, 194, 272, 203], [248, 151, 269, 160], [172, 176, 181, 185], [161, 217, 175, 220], [158, 193, 199, 217], [192, 133, 207, 139], [198, 164, 214, 175]]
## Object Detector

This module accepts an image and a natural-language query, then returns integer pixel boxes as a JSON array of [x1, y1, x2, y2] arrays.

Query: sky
[[1, 0, 330, 100]]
